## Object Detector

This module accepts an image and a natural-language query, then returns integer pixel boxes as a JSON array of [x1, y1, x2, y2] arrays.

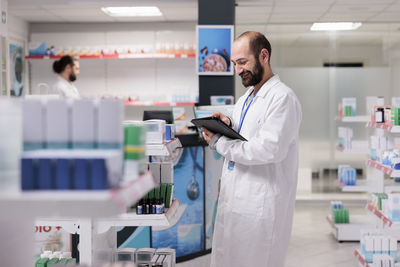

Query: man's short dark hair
[[237, 31, 272, 64]]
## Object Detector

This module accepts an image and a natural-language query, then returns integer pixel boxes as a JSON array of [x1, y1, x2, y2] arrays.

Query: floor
[[177, 201, 366, 267], [285, 202, 362, 267], [177, 171, 380, 267]]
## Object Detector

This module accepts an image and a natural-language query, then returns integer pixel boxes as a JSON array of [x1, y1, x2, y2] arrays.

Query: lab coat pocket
[[232, 179, 267, 217]]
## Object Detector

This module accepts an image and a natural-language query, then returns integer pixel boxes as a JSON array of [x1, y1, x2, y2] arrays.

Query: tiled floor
[[285, 202, 362, 267], [178, 200, 366, 267]]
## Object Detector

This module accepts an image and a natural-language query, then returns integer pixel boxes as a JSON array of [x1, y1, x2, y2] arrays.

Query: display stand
[[0, 139, 183, 266]]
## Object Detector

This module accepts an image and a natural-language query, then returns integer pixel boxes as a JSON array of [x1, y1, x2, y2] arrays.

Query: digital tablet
[[191, 116, 247, 141]]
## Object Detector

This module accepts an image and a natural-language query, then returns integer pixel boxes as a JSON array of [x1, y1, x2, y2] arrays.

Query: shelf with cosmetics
[[366, 203, 393, 227], [335, 115, 370, 122], [25, 53, 196, 60], [146, 138, 182, 157], [326, 214, 375, 241], [0, 171, 156, 218], [366, 159, 400, 178]]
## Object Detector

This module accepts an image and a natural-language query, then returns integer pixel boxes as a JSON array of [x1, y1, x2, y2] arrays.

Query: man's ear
[[260, 48, 269, 64]]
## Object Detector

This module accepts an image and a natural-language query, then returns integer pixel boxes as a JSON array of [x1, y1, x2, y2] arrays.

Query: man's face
[[69, 61, 80, 82], [231, 38, 264, 87]]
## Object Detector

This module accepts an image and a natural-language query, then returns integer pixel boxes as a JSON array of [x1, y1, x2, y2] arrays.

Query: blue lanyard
[[237, 88, 260, 133]]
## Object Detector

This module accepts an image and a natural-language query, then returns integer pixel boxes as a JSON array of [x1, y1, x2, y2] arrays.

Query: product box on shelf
[[342, 97, 356, 117]]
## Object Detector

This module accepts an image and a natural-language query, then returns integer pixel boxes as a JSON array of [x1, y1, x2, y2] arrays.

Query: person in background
[[201, 31, 302, 267], [51, 55, 80, 99]]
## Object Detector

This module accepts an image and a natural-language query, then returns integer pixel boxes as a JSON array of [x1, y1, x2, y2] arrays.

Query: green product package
[[148, 189, 155, 199], [59, 258, 69, 264], [67, 258, 77, 264], [344, 106, 353, 116], [155, 186, 161, 199], [124, 148, 145, 160], [160, 184, 167, 204], [47, 258, 59, 267], [124, 124, 146, 146], [165, 183, 174, 208], [36, 258, 49, 267]]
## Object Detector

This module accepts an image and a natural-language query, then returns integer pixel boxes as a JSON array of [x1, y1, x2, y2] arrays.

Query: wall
[[8, 14, 28, 41], [28, 22, 198, 101]]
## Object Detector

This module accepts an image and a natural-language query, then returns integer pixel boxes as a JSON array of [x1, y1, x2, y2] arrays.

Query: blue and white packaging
[[23, 99, 45, 150], [72, 99, 95, 149], [45, 99, 70, 149], [96, 99, 123, 149]]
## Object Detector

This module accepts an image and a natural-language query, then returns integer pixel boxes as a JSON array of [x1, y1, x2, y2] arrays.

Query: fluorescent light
[[101, 6, 162, 17], [310, 22, 362, 31]]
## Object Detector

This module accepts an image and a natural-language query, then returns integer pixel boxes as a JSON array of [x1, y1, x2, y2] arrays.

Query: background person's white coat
[[210, 75, 302, 267], [51, 75, 80, 99]]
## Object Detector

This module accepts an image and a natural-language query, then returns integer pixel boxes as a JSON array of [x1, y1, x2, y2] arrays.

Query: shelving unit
[[366, 159, 400, 177], [336, 145, 369, 154], [366, 203, 393, 227], [354, 249, 371, 267], [1, 137, 182, 265], [25, 53, 196, 60], [326, 215, 375, 241], [0, 171, 156, 218], [335, 115, 370, 122], [145, 138, 182, 156], [366, 121, 400, 133]]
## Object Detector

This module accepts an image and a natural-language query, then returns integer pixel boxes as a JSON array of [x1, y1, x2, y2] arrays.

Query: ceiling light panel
[[101, 6, 162, 17], [311, 22, 362, 31]]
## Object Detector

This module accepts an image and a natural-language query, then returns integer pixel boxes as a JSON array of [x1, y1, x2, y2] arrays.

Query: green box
[[160, 184, 167, 204], [36, 258, 49, 267], [165, 183, 174, 208], [47, 258, 59, 267]]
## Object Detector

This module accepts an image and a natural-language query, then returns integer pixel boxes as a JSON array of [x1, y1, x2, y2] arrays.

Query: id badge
[[228, 161, 235, 170]]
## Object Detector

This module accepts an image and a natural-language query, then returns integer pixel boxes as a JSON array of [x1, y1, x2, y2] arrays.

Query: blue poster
[[9, 43, 24, 97], [197, 25, 234, 75], [152, 146, 204, 258]]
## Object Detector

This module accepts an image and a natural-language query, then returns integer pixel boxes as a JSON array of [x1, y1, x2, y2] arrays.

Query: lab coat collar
[[245, 74, 280, 99]]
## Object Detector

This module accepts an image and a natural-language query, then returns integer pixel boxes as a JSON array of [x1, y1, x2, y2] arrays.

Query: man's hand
[[212, 112, 231, 126], [201, 127, 214, 144]]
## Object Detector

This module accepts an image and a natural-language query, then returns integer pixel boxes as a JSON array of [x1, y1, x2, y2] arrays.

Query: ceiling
[[8, 0, 400, 46]]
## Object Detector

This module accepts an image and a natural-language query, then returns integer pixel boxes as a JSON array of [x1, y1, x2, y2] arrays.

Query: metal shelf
[[354, 249, 371, 267], [366, 203, 393, 227], [366, 159, 400, 177], [366, 121, 400, 133], [0, 171, 156, 218], [336, 145, 369, 154], [326, 214, 375, 241], [336, 115, 370, 122], [96, 199, 186, 232], [146, 138, 182, 156], [25, 53, 195, 60]]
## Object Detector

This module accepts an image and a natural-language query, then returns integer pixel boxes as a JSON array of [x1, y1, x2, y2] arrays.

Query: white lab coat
[[51, 75, 80, 99], [210, 74, 302, 267]]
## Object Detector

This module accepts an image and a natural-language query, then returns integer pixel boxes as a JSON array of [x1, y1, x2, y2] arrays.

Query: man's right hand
[[212, 112, 231, 126]]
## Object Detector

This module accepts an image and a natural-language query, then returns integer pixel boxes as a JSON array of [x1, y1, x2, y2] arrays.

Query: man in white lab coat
[[51, 55, 80, 99], [201, 31, 302, 267]]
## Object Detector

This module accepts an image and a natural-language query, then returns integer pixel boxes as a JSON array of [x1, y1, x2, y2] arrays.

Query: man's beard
[[69, 73, 77, 82], [240, 59, 264, 87]]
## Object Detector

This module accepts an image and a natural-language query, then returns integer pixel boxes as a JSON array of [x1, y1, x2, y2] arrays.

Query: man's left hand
[[201, 127, 214, 144]]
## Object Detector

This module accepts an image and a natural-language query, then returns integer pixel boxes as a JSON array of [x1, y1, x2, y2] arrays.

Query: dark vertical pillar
[[198, 0, 235, 105]]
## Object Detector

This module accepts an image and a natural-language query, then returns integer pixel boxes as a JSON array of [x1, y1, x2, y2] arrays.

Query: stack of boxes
[[330, 201, 349, 224], [342, 97, 357, 117], [21, 99, 125, 191], [360, 231, 397, 263], [338, 165, 357, 186], [35, 251, 76, 267], [123, 121, 147, 183], [338, 127, 353, 150]]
